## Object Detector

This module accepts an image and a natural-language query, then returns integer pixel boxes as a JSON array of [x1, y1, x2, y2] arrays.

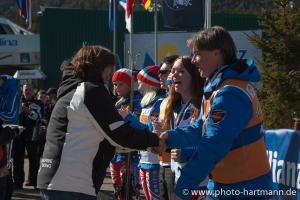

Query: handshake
[[147, 120, 169, 154], [148, 132, 168, 155]]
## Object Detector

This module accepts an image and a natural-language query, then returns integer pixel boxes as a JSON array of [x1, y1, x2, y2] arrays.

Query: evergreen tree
[[250, 0, 300, 128]]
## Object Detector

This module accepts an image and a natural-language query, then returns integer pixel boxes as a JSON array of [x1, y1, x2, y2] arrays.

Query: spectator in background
[[13, 84, 42, 189], [37, 90, 49, 159], [46, 88, 57, 115], [0, 74, 20, 200], [0, 124, 17, 200], [37, 90, 47, 105]]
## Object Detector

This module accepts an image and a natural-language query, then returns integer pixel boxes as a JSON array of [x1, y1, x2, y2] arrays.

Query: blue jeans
[[0, 176, 7, 200], [40, 189, 97, 200]]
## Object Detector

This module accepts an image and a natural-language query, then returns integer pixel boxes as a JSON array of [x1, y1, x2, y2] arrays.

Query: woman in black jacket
[[38, 45, 161, 200]]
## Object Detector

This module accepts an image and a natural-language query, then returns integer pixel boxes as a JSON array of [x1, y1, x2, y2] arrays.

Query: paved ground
[[11, 158, 116, 200], [12, 158, 144, 200]]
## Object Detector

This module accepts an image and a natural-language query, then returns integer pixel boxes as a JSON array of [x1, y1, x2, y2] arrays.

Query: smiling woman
[[161, 56, 204, 130]]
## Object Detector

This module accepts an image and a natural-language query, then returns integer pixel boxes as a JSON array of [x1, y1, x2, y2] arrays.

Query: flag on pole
[[143, 53, 155, 68], [109, 0, 119, 32], [142, 0, 151, 10], [119, 0, 134, 32], [161, 0, 204, 28], [16, 0, 32, 29]]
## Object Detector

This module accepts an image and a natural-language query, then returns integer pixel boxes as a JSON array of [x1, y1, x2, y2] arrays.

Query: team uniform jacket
[[167, 100, 195, 182], [0, 75, 20, 169], [158, 98, 195, 166], [0, 75, 20, 125], [111, 92, 142, 163], [166, 59, 272, 199], [124, 91, 165, 170], [37, 62, 159, 196]]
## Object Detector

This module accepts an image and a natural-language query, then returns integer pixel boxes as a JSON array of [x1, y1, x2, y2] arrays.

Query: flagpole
[[126, 8, 134, 200], [129, 14, 134, 111], [154, 0, 158, 65], [205, 0, 211, 28], [28, 0, 32, 29]]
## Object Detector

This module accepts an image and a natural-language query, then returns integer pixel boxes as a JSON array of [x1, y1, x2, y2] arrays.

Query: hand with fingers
[[148, 136, 167, 155], [118, 106, 131, 119], [159, 131, 168, 141], [171, 148, 181, 162], [152, 120, 165, 136]]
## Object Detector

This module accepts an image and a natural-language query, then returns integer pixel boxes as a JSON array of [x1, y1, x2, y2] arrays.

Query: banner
[[119, 0, 134, 32], [264, 129, 300, 200], [161, 0, 204, 28], [124, 30, 262, 69], [0, 35, 40, 65], [108, 0, 119, 32]]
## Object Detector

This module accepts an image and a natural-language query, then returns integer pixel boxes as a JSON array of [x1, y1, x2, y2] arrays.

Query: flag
[[142, 0, 151, 10], [161, 0, 204, 28], [16, 0, 32, 29], [143, 53, 155, 68], [119, 0, 134, 32], [109, 0, 119, 32], [115, 54, 122, 69]]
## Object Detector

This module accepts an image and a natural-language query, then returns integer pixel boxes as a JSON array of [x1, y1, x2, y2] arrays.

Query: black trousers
[[5, 170, 13, 200], [159, 166, 175, 200], [12, 137, 39, 187]]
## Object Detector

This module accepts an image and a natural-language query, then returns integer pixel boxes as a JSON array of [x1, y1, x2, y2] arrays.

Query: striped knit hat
[[112, 68, 132, 86], [137, 65, 160, 88]]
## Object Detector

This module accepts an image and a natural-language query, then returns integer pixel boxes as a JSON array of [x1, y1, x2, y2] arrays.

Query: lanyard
[[174, 98, 192, 128]]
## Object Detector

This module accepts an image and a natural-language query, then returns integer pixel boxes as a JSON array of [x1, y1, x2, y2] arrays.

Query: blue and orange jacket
[[111, 91, 142, 163], [166, 59, 272, 199]]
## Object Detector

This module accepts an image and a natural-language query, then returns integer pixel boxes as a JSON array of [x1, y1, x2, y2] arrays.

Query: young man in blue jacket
[[0, 74, 20, 200], [159, 26, 272, 200]]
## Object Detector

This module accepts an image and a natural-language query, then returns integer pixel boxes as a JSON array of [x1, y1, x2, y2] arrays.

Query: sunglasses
[[159, 70, 170, 75]]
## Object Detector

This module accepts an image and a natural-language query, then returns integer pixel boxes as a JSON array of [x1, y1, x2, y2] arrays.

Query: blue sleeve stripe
[[230, 123, 263, 150], [213, 171, 272, 191]]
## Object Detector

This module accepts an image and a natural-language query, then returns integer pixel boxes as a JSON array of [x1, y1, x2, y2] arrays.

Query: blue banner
[[161, 0, 204, 28], [108, 0, 119, 32], [264, 129, 300, 200]]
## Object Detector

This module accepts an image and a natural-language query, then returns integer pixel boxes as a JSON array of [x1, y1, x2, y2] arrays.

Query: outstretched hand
[[118, 107, 131, 119], [160, 131, 168, 141], [148, 132, 168, 154], [171, 149, 181, 162], [152, 120, 165, 136]]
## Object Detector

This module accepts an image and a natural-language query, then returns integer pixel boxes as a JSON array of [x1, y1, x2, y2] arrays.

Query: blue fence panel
[[264, 129, 300, 200]]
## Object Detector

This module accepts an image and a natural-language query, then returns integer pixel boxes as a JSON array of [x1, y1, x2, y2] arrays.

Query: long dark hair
[[161, 56, 204, 129], [71, 45, 115, 82]]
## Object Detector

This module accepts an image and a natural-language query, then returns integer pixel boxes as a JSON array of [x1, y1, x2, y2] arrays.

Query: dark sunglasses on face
[[159, 70, 170, 75]]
